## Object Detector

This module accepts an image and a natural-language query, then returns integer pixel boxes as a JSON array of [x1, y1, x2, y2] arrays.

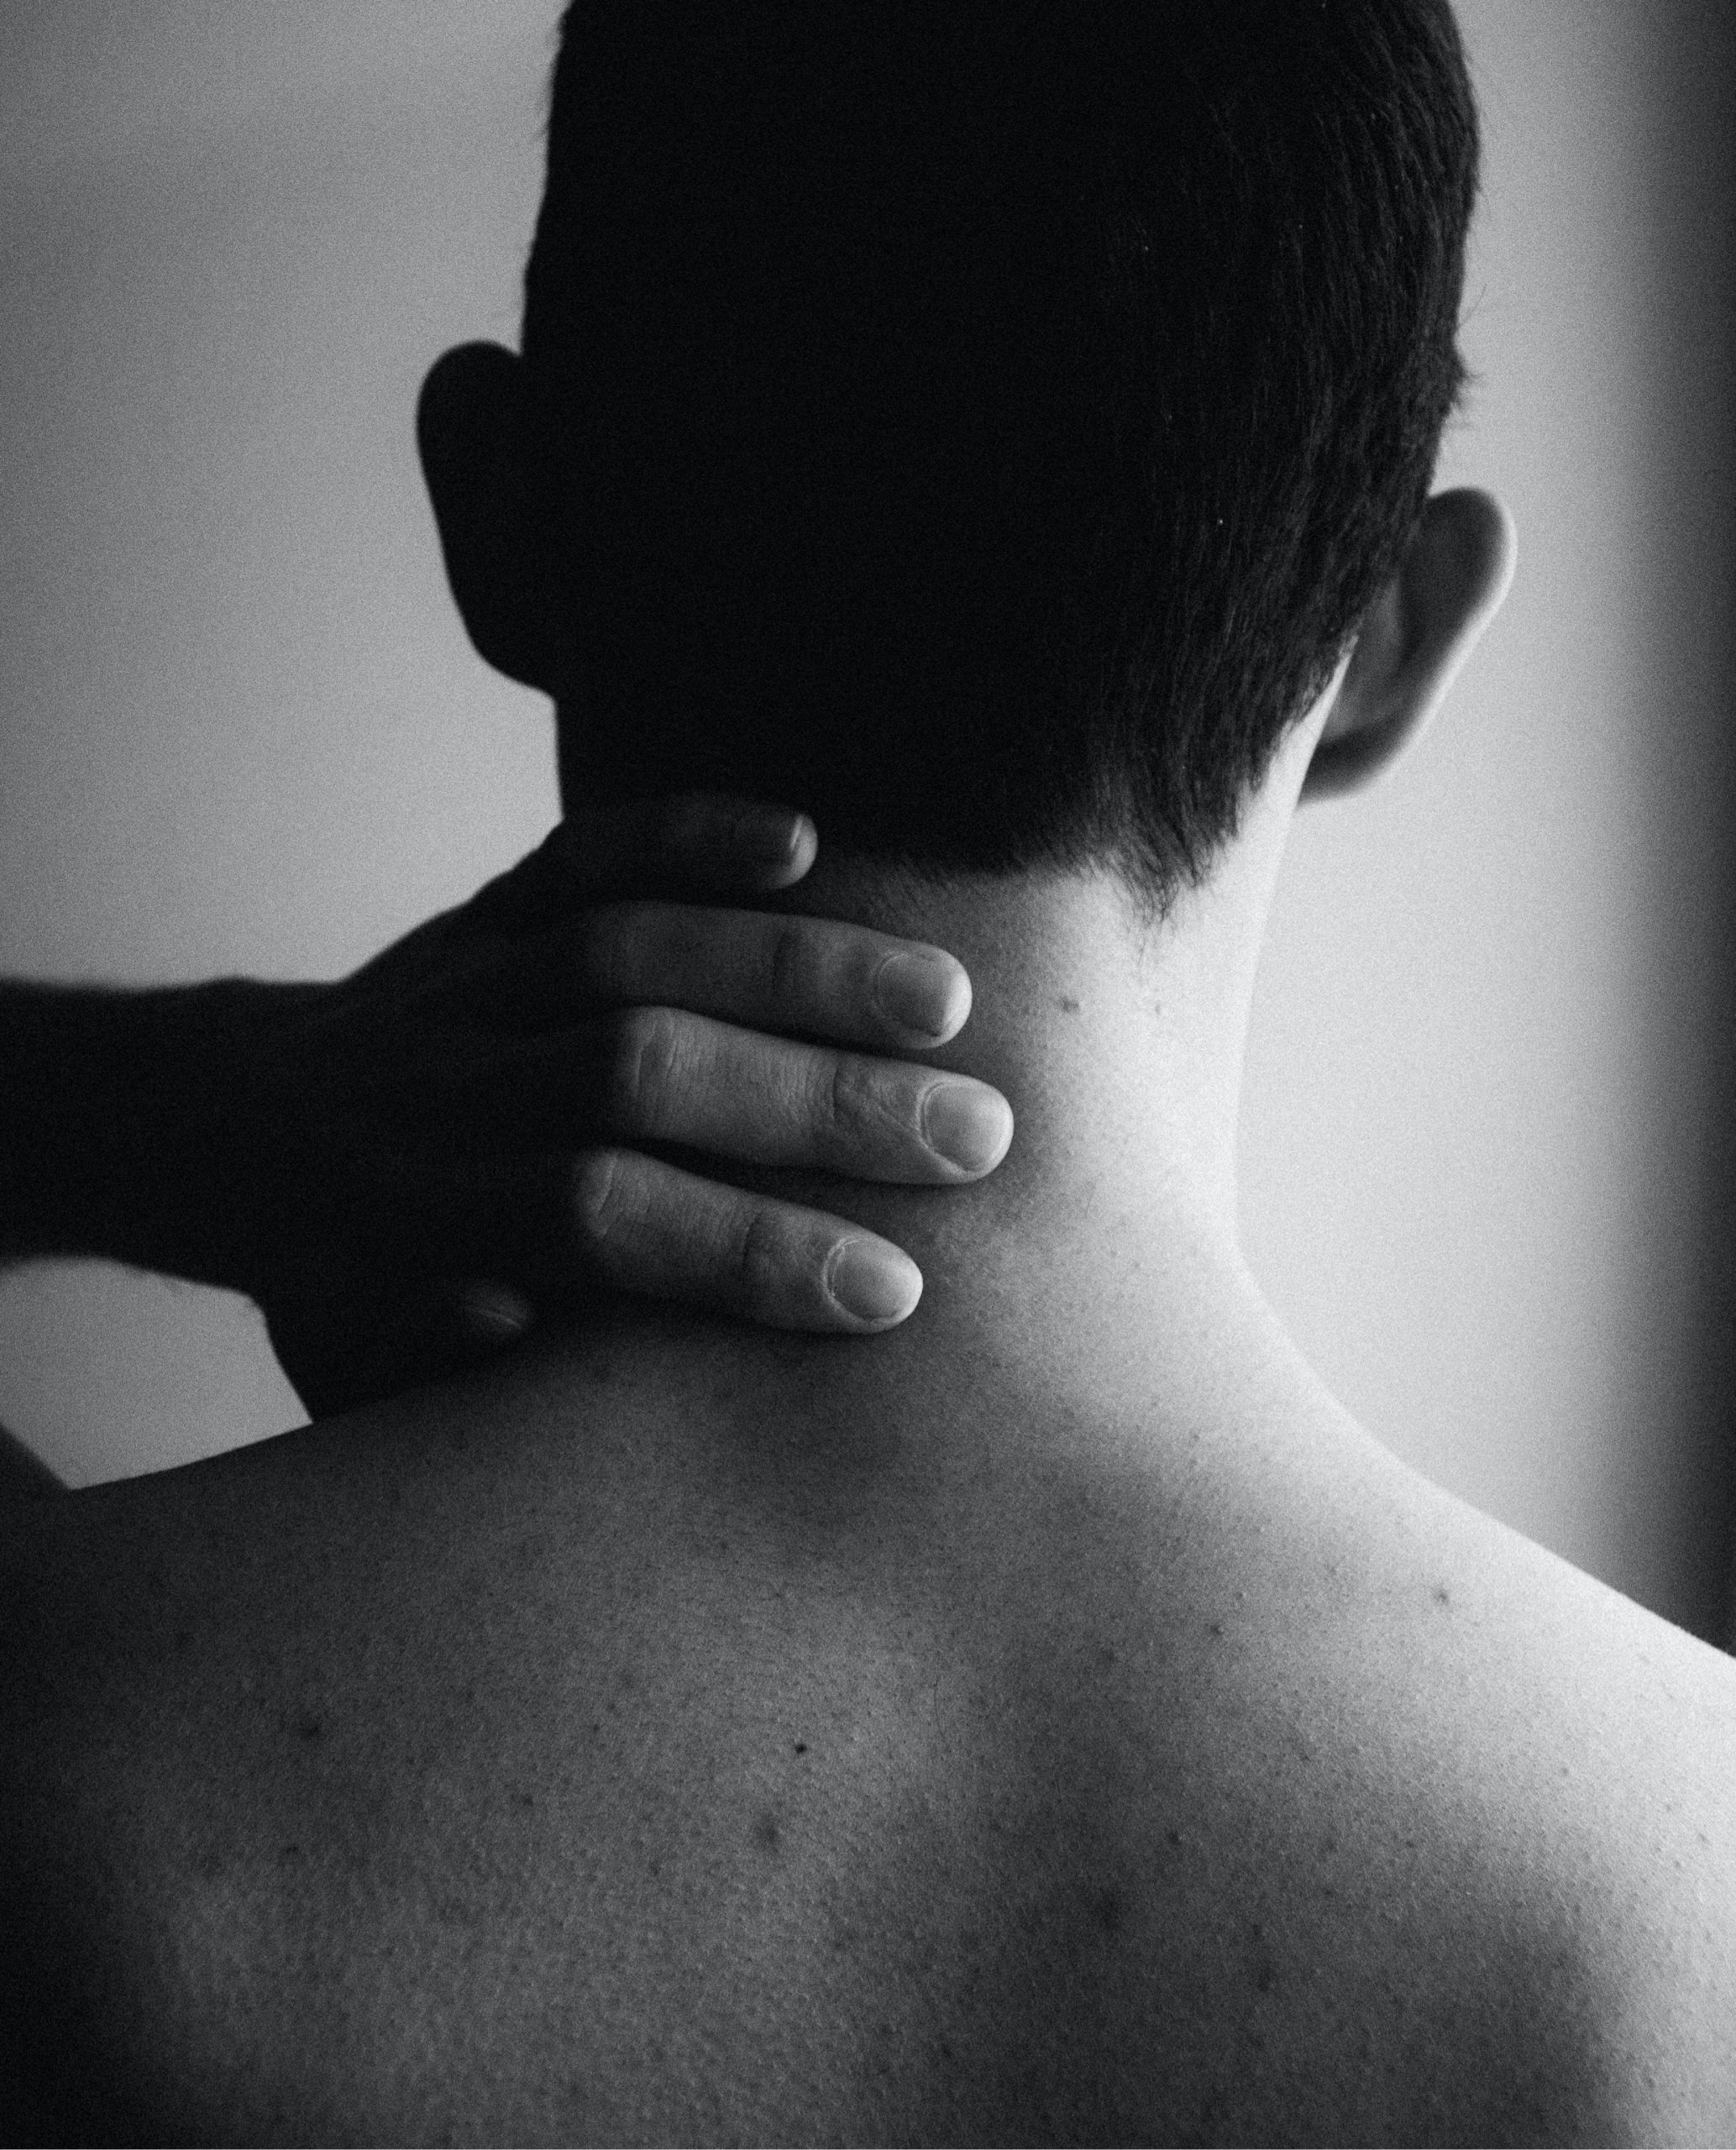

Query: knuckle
[[657, 792, 714, 860], [732, 1203, 788, 1317], [572, 905, 621, 995], [569, 1146, 625, 1249], [569, 1147, 648, 1277], [574, 900, 645, 1000], [821, 1053, 894, 1159], [606, 1004, 681, 1133], [764, 920, 810, 1013]]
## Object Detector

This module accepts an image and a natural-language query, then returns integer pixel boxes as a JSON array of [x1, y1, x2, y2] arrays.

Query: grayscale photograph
[[1, 3, 1732, 2141]]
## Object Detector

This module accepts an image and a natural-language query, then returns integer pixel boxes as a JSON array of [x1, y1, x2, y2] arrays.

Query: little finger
[[569, 1146, 923, 1332]]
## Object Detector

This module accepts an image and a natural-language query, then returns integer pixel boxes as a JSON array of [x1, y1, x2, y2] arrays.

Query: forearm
[[0, 1420, 64, 1498], [0, 979, 257, 1282]]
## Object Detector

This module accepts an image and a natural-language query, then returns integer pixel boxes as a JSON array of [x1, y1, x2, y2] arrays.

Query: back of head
[[522, 1, 1477, 920]]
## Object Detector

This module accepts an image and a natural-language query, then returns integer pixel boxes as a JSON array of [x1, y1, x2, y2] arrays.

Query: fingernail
[[826, 1239, 922, 1324], [732, 806, 806, 863], [873, 951, 964, 1039], [453, 1281, 534, 1342], [922, 1081, 1013, 1174]]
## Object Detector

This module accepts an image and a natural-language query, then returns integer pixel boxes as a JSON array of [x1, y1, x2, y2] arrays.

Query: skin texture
[[4, 417, 1735, 2139], [3, 1021, 1733, 2142]]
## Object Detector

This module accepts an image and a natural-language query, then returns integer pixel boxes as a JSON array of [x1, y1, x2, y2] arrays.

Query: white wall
[[0, 2, 560, 1483], [1241, 2, 1736, 1639], [2, 5, 1731, 1638]]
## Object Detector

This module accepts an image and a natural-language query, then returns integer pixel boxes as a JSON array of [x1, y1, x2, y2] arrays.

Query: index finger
[[468, 899, 973, 1050], [560, 903, 974, 1050], [466, 795, 820, 936]]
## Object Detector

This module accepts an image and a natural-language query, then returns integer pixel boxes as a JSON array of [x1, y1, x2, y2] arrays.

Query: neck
[[756, 850, 1253, 1270], [572, 743, 1316, 1376], [560, 713, 1323, 1386]]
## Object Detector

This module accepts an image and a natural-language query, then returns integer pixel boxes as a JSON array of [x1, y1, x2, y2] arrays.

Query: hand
[[178, 795, 1010, 1415]]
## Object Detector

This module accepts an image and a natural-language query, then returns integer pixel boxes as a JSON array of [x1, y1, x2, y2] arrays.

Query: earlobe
[[417, 343, 553, 693], [1302, 487, 1517, 802]]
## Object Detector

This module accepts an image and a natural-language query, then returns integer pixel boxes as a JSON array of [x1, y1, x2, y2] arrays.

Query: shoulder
[[0, 1427, 454, 2141], [1246, 1458, 1736, 2143], [967, 1418, 1736, 2143], [1482, 1547, 1736, 2144]]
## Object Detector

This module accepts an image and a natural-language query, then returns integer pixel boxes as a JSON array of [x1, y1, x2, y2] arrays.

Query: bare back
[[3, 1297, 1733, 2143]]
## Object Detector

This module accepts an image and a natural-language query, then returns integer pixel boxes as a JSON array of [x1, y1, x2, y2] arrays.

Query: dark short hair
[[522, 2, 1478, 918]]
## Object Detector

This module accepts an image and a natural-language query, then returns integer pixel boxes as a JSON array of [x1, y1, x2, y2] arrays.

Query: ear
[[1301, 488, 1517, 802], [417, 343, 553, 692]]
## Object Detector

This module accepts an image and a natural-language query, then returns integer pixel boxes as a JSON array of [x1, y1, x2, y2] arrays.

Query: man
[[4, 4, 1733, 2142]]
